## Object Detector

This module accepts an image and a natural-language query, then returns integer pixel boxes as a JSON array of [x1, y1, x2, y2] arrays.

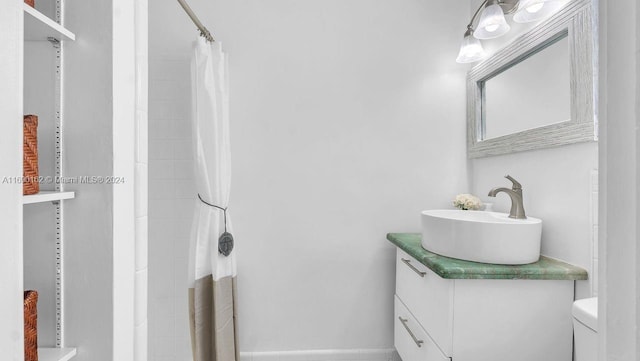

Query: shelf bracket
[[47, 36, 60, 46]]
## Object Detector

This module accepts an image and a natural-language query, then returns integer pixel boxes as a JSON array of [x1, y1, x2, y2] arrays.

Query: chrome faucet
[[488, 175, 527, 219]]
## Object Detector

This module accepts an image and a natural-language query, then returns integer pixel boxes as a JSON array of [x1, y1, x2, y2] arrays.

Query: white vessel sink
[[421, 210, 542, 265]]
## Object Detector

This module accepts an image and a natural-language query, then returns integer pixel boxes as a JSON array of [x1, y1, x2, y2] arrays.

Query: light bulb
[[526, 3, 544, 13], [485, 24, 500, 33]]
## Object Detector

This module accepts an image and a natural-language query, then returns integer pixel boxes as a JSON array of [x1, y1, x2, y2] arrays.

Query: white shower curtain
[[188, 38, 238, 361]]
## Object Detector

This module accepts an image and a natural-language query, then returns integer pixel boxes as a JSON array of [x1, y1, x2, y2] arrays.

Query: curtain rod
[[177, 0, 215, 42]]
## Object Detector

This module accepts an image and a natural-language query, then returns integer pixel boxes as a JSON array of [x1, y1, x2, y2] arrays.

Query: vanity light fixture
[[456, 0, 568, 63]]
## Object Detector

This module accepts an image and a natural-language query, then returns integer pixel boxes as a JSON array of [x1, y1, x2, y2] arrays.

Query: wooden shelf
[[24, 3, 75, 41], [38, 347, 77, 361], [23, 191, 75, 205]]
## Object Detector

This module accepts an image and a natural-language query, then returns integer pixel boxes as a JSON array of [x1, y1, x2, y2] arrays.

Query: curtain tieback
[[198, 193, 234, 257]]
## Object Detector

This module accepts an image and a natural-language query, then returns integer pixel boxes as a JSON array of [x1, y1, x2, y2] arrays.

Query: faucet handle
[[505, 175, 522, 190]]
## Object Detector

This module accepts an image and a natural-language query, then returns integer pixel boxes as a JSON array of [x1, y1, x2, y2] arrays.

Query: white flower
[[452, 193, 483, 210]]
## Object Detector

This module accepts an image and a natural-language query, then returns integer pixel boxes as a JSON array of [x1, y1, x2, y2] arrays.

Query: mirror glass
[[482, 34, 570, 140]]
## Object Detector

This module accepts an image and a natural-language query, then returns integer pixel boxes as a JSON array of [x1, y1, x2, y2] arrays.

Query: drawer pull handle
[[401, 258, 426, 277], [398, 317, 424, 348]]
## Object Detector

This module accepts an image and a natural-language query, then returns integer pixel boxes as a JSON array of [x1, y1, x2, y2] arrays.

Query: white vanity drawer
[[395, 296, 449, 361], [395, 249, 453, 356]]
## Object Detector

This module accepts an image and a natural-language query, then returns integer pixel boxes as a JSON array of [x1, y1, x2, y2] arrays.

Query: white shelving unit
[[23, 3, 77, 360], [38, 347, 77, 361], [23, 191, 75, 205]]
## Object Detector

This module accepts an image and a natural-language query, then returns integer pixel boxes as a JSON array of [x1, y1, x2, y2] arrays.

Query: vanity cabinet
[[389, 234, 588, 361]]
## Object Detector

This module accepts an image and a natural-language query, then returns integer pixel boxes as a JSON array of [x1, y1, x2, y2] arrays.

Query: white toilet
[[573, 297, 598, 361]]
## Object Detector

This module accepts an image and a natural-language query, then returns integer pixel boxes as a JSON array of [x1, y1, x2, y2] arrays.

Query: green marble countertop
[[387, 233, 588, 280]]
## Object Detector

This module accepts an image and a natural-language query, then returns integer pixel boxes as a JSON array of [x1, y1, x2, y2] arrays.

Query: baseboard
[[240, 348, 400, 361]]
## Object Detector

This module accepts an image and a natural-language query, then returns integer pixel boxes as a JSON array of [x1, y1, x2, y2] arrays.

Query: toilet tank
[[573, 297, 598, 361]]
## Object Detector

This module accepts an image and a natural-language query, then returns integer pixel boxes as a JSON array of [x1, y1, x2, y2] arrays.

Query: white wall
[[466, 0, 598, 300], [470, 144, 597, 298], [0, 1, 24, 358], [598, 0, 639, 359], [148, 0, 470, 358], [63, 0, 115, 359]]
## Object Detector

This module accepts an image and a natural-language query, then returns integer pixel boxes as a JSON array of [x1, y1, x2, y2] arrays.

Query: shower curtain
[[188, 37, 238, 361]]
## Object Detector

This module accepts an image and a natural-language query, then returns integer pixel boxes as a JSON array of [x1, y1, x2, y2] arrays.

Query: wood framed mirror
[[467, 0, 596, 158]]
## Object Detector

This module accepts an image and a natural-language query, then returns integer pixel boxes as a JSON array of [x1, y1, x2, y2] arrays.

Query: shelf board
[[23, 191, 75, 205], [24, 3, 75, 41], [38, 347, 77, 361]]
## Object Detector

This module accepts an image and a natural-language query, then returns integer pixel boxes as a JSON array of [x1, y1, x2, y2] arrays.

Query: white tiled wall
[[134, 0, 149, 359], [148, 56, 194, 361]]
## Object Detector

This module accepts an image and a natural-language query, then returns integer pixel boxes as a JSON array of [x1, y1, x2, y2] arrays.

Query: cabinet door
[[451, 279, 574, 361], [395, 250, 453, 356], [395, 296, 450, 361]]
